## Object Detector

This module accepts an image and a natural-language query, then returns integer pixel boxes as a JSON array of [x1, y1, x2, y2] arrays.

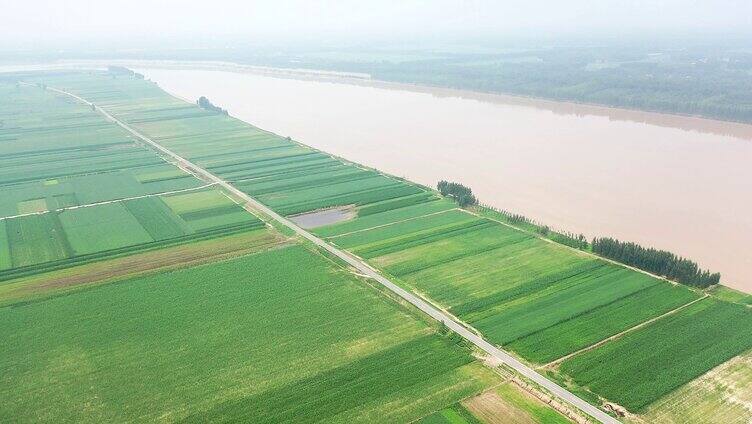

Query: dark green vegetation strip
[[560, 298, 752, 411], [0, 245, 494, 423], [124, 197, 191, 241]]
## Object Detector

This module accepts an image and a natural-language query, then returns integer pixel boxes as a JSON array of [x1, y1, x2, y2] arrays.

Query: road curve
[[44, 84, 620, 424]]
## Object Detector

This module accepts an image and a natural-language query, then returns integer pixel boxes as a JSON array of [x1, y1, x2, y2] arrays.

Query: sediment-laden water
[[139, 68, 752, 292]]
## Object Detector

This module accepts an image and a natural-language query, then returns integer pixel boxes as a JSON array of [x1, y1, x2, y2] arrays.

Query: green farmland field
[[6, 213, 71, 267], [0, 223, 11, 270], [0, 188, 264, 280], [560, 298, 752, 411], [12, 70, 752, 420], [59, 202, 153, 255], [508, 282, 701, 363], [0, 245, 496, 423], [313, 198, 455, 237]]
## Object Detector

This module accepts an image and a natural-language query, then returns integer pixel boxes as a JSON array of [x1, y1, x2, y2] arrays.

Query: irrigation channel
[[41, 83, 621, 424]]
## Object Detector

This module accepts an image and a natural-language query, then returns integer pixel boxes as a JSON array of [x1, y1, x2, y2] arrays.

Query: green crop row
[[508, 282, 702, 363], [560, 298, 752, 411]]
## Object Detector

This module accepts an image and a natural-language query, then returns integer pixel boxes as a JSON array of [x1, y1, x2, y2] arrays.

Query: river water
[[138, 68, 752, 293]]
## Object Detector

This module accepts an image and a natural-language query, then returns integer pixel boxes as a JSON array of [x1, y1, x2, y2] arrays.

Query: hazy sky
[[3, 0, 751, 48]]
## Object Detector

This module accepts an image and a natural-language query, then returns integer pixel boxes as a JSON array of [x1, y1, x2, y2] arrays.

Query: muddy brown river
[[139, 68, 752, 293]]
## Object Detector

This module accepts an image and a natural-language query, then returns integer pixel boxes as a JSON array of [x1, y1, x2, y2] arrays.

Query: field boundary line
[[541, 294, 710, 369], [324, 208, 460, 238], [0, 183, 216, 221], [44, 83, 621, 424]]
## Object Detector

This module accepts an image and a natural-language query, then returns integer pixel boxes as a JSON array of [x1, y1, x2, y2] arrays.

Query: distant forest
[[227, 39, 752, 123], [18, 38, 752, 123]]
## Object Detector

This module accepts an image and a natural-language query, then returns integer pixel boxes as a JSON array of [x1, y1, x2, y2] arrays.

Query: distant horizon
[[4, 30, 752, 56], [2, 0, 752, 52]]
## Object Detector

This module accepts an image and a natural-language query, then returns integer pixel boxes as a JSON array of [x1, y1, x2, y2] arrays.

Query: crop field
[[18, 70, 752, 418], [508, 282, 701, 363], [560, 298, 752, 411], [60, 202, 153, 255], [313, 197, 456, 237], [418, 403, 482, 424], [708, 284, 752, 305], [459, 384, 571, 424], [637, 351, 752, 423], [0, 228, 284, 307], [0, 164, 201, 218], [0, 188, 264, 280], [330, 209, 485, 250], [419, 382, 572, 424], [0, 83, 202, 217], [0, 223, 11, 271], [0, 245, 497, 423], [0, 76, 277, 283], [23, 72, 437, 218]]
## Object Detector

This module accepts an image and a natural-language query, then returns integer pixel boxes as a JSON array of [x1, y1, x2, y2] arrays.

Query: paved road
[[47, 84, 620, 424]]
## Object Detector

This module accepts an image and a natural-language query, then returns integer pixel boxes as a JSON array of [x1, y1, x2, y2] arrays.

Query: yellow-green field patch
[[16, 198, 48, 214], [461, 383, 570, 424], [162, 189, 235, 214]]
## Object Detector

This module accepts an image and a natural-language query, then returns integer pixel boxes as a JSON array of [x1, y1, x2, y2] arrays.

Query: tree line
[[437, 181, 721, 287], [485, 204, 588, 250], [437, 180, 478, 207], [592, 237, 720, 287], [197, 96, 228, 115]]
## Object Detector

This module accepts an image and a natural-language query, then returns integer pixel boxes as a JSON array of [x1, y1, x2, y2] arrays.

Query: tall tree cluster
[[592, 237, 720, 287], [437, 180, 478, 207], [197, 96, 228, 115], [107, 66, 144, 79]]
